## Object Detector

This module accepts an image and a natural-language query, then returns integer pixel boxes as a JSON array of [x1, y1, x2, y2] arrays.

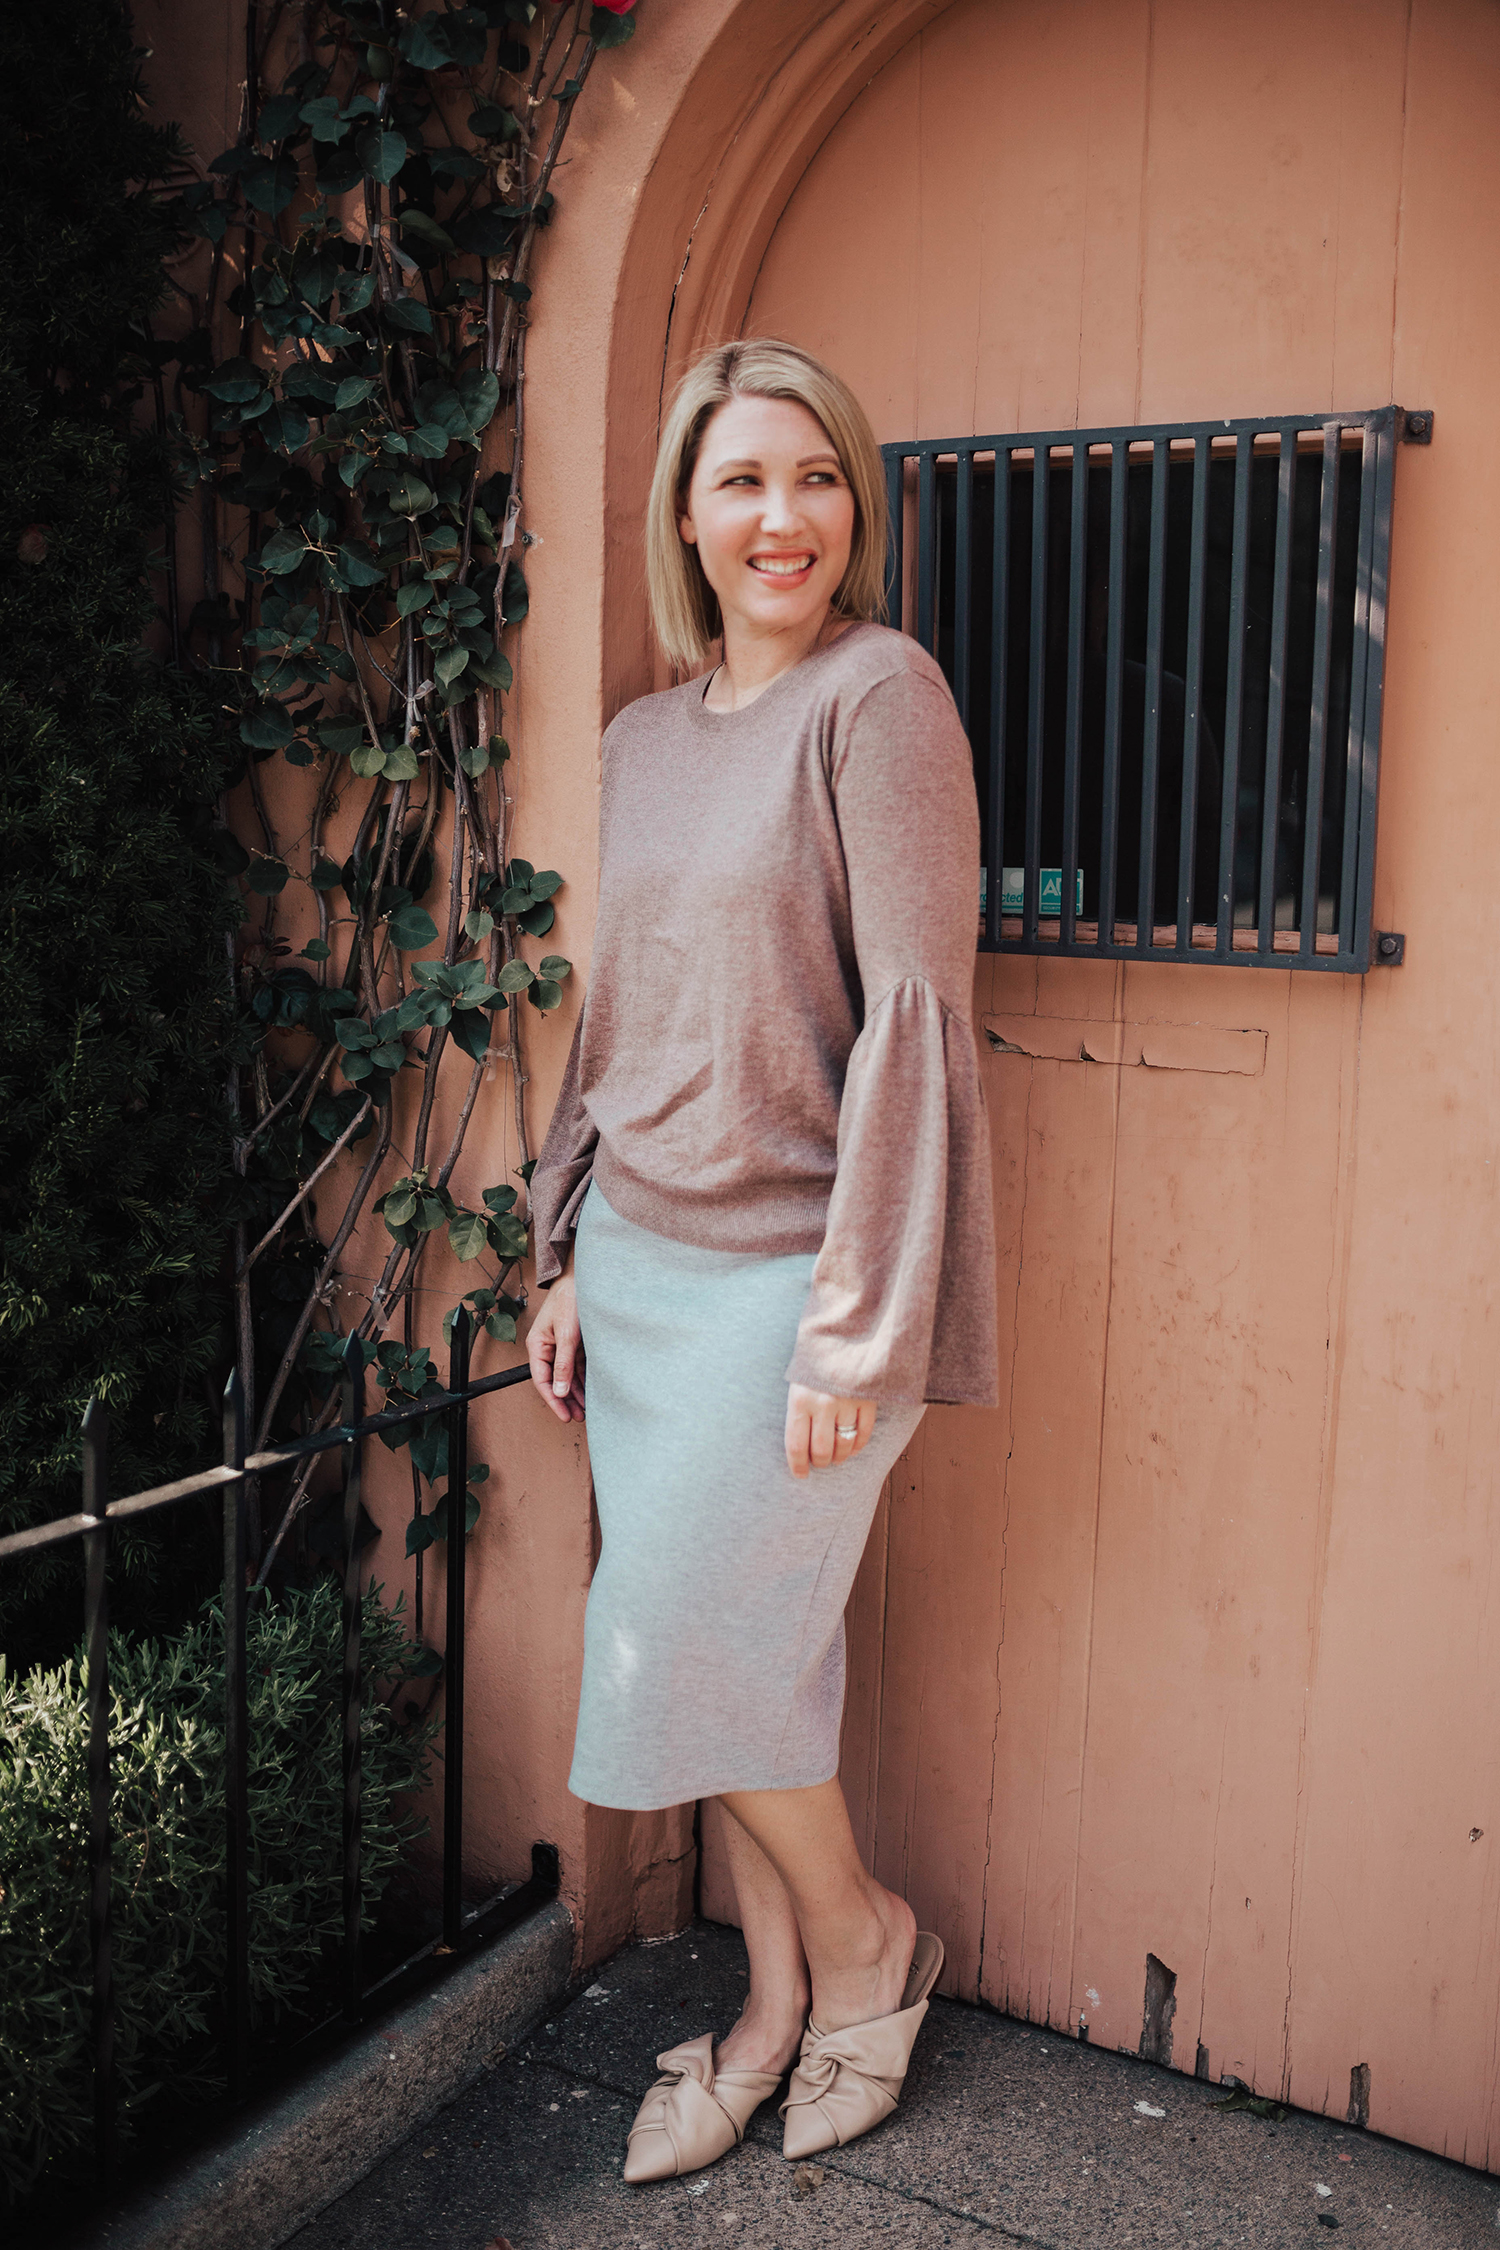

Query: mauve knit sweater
[[527, 620, 999, 1408]]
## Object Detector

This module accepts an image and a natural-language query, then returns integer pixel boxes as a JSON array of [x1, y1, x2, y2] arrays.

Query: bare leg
[[712, 1802, 812, 2073], [719, 1779, 916, 2035]]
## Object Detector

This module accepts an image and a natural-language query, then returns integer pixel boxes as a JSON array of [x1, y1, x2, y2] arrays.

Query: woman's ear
[[678, 506, 698, 547]]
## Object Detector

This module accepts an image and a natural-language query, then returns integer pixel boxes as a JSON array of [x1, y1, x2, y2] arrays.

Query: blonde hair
[[645, 338, 889, 672]]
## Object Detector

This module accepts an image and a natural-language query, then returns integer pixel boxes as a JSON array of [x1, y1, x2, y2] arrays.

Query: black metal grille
[[0, 1319, 554, 2196], [883, 407, 1405, 971]]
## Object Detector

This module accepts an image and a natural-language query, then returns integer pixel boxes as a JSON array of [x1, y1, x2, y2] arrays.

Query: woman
[[525, 338, 998, 2182]]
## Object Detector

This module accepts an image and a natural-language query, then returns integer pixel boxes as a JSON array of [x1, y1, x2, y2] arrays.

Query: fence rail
[[0, 1314, 556, 2195]]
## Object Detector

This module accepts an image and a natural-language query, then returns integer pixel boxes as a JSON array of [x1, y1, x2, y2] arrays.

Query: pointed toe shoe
[[780, 1930, 945, 2160], [623, 2032, 782, 2183]]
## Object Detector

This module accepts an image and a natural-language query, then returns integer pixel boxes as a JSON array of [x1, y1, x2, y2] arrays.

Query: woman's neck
[[704, 607, 856, 712]]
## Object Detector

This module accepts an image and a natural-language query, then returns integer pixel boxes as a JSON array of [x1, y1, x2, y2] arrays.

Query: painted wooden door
[[702, 0, 1500, 2169]]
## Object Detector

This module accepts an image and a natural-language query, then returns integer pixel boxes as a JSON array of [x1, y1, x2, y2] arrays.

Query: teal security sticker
[[980, 867, 1085, 916]]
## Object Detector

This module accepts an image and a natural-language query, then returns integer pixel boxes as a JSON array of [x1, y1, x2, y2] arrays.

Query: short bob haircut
[[645, 338, 888, 673]]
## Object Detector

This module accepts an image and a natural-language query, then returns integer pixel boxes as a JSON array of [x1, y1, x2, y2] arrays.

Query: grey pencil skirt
[[567, 1184, 925, 1812]]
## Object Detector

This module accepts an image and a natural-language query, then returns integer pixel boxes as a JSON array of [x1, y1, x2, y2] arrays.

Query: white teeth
[[750, 556, 812, 575]]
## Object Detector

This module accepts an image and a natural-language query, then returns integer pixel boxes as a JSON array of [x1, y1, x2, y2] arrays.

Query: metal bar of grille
[[442, 1309, 472, 1950], [1024, 447, 1048, 944], [1061, 444, 1087, 944], [884, 450, 904, 630], [1216, 432, 1253, 954], [1177, 435, 1211, 949], [222, 1371, 249, 2101], [1258, 429, 1297, 951], [1137, 440, 1169, 950], [340, 1337, 365, 2021], [916, 451, 937, 653], [83, 1399, 115, 2191], [1353, 411, 1397, 971], [954, 449, 973, 735], [1339, 418, 1381, 962], [1298, 423, 1342, 958], [986, 447, 1011, 947], [1098, 440, 1128, 946]]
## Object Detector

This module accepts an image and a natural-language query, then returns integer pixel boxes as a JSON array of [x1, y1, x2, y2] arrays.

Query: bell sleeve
[[527, 1003, 598, 1286], [784, 667, 999, 1407]]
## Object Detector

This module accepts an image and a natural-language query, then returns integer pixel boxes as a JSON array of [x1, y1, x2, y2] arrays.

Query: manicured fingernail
[[553, 1378, 569, 1395]]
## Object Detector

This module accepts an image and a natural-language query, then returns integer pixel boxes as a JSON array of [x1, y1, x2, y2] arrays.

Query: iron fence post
[[222, 1369, 249, 2097], [442, 1309, 472, 1949], [340, 1335, 365, 2020], [82, 1397, 115, 2191]]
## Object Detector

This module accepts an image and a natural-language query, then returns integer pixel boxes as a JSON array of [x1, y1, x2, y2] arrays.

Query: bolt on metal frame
[[883, 406, 1413, 973]]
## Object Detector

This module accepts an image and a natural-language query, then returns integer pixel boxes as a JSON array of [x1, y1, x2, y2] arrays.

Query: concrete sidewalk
[[288, 1919, 1497, 2249]]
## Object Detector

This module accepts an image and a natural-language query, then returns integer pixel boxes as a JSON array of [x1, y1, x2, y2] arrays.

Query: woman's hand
[[785, 1384, 877, 1478], [526, 1274, 586, 1423]]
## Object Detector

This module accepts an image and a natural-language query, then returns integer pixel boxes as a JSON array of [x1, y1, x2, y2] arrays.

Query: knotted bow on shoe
[[780, 1930, 945, 2160], [623, 2032, 782, 2184]]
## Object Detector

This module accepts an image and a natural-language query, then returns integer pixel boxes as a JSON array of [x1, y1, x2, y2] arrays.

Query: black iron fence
[[883, 405, 1425, 972], [0, 1311, 556, 2195]]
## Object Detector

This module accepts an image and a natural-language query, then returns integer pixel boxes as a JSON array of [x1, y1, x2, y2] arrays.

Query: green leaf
[[501, 559, 529, 623], [356, 126, 408, 184], [256, 92, 303, 142], [336, 542, 386, 587], [449, 206, 522, 257], [449, 1008, 492, 1064], [382, 741, 420, 782], [336, 1017, 376, 1050], [335, 375, 379, 411], [383, 1187, 418, 1229], [318, 718, 366, 758], [200, 356, 264, 404], [300, 938, 332, 960], [496, 959, 534, 993], [465, 908, 494, 942], [260, 526, 310, 575], [395, 580, 434, 618], [349, 741, 386, 778], [517, 899, 555, 937], [340, 271, 378, 313], [456, 369, 501, 432], [589, 4, 637, 47], [310, 856, 345, 890], [388, 473, 436, 517], [529, 869, 564, 900], [399, 209, 457, 253], [482, 1185, 518, 1215], [405, 1510, 438, 1556], [434, 644, 470, 689], [241, 703, 296, 749], [387, 904, 438, 951], [448, 1210, 489, 1261], [241, 152, 300, 213], [538, 955, 572, 980], [528, 978, 564, 1011], [246, 857, 291, 896], [384, 296, 434, 336]]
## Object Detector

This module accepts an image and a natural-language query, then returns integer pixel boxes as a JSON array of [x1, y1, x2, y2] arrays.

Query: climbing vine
[[168, 0, 639, 1575]]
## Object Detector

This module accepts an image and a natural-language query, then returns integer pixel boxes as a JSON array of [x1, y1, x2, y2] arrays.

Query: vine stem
[[237, 1094, 373, 1275]]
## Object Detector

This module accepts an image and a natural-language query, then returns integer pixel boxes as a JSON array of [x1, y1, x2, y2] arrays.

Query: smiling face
[[677, 393, 857, 652]]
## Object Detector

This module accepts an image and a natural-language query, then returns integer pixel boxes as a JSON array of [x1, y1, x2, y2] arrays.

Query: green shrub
[[0, 1579, 437, 2206]]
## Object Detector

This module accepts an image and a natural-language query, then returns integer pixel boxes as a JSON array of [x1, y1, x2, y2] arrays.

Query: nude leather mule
[[779, 1931, 945, 2160], [622, 2032, 782, 2183]]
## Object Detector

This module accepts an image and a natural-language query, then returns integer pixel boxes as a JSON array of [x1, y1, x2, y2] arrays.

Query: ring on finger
[[836, 1422, 858, 1440]]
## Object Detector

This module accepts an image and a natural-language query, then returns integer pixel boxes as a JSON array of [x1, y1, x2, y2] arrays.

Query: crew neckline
[[684, 618, 882, 729]]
